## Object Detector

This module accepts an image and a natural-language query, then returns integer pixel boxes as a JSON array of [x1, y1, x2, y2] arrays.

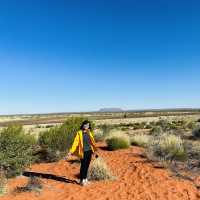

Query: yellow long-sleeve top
[[69, 130, 97, 159]]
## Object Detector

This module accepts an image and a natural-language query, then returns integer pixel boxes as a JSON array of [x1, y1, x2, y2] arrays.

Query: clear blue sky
[[0, 0, 200, 114]]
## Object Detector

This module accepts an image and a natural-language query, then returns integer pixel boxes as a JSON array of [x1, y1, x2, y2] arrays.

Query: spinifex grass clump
[[106, 130, 130, 150], [0, 125, 36, 178], [88, 158, 114, 181], [131, 134, 151, 148], [146, 134, 186, 162]]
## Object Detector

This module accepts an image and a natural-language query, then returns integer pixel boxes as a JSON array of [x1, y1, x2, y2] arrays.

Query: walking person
[[65, 120, 98, 186]]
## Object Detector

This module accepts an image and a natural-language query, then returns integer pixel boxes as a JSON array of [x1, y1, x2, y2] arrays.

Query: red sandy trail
[[2, 144, 200, 200]]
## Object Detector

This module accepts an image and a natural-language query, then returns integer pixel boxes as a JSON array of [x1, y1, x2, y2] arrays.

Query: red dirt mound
[[1, 144, 200, 200]]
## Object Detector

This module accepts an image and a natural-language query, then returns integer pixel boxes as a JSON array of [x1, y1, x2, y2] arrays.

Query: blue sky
[[0, 0, 200, 114]]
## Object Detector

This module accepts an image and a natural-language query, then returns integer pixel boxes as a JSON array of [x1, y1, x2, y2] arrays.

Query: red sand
[[1, 144, 200, 200]]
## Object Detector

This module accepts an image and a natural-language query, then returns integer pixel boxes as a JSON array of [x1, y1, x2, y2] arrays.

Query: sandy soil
[[2, 144, 200, 200]]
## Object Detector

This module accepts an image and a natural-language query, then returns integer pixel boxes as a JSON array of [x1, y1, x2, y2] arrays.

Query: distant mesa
[[98, 108, 124, 112]]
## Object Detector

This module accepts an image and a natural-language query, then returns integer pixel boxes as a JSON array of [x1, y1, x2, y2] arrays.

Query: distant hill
[[98, 108, 124, 112]]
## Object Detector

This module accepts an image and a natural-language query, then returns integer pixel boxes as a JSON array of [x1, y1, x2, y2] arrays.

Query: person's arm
[[65, 132, 79, 160]]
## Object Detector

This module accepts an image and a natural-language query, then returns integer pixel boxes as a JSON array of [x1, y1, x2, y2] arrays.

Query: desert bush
[[0, 169, 7, 197], [150, 126, 163, 136], [146, 134, 186, 161], [192, 126, 200, 139], [131, 134, 151, 147], [106, 131, 130, 150], [185, 121, 196, 130], [88, 158, 114, 181], [185, 141, 200, 160], [132, 122, 146, 130], [0, 125, 37, 178], [38, 117, 93, 161]]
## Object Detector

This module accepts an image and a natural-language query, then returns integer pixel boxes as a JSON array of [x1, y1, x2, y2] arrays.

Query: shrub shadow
[[23, 171, 78, 184]]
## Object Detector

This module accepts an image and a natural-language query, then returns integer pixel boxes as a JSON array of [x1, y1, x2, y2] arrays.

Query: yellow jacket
[[69, 130, 97, 159]]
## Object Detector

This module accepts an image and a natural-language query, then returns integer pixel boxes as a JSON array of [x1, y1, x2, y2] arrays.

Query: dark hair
[[80, 120, 92, 130]]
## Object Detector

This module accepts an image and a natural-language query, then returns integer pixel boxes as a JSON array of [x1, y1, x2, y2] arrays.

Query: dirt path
[[2, 145, 200, 200]]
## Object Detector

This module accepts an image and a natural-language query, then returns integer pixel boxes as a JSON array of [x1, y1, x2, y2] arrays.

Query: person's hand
[[94, 153, 99, 159], [64, 152, 72, 161]]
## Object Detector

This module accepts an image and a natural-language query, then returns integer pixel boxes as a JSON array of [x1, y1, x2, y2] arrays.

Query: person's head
[[80, 120, 92, 131]]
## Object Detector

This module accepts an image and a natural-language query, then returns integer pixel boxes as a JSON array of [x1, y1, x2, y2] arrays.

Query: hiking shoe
[[80, 179, 87, 186]]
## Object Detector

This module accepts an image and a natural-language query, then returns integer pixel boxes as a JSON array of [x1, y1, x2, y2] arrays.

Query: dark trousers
[[80, 150, 93, 181]]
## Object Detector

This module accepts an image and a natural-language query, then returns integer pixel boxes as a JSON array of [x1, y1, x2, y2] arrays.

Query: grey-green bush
[[192, 126, 200, 138], [146, 134, 186, 162], [0, 125, 36, 178]]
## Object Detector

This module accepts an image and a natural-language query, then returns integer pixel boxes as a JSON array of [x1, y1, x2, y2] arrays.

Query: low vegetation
[[0, 125, 36, 178], [14, 177, 43, 194], [106, 131, 130, 150], [192, 126, 200, 139], [146, 134, 186, 162], [131, 134, 151, 147], [88, 157, 114, 181], [0, 169, 7, 197]]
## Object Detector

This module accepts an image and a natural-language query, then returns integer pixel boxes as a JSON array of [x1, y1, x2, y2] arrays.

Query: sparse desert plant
[[106, 131, 130, 150], [185, 141, 200, 160], [146, 134, 186, 162], [192, 126, 200, 139], [14, 177, 43, 193], [0, 125, 37, 178], [0, 169, 7, 196], [88, 157, 114, 181], [131, 134, 151, 147]]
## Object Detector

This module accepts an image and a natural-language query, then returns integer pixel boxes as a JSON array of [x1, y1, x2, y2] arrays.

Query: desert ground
[[1, 110, 200, 200]]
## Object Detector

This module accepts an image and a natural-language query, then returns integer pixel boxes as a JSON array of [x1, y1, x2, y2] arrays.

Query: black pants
[[80, 150, 93, 181]]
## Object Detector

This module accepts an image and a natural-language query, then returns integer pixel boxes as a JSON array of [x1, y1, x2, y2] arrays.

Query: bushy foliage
[[0, 125, 36, 178]]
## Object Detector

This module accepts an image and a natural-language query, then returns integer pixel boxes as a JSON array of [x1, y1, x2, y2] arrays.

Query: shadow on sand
[[23, 171, 79, 185]]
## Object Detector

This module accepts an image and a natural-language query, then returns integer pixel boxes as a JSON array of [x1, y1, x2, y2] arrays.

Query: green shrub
[[192, 126, 200, 138], [147, 134, 186, 161], [0, 125, 36, 178], [131, 134, 151, 147], [88, 158, 114, 181], [106, 131, 130, 150], [38, 117, 93, 160]]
